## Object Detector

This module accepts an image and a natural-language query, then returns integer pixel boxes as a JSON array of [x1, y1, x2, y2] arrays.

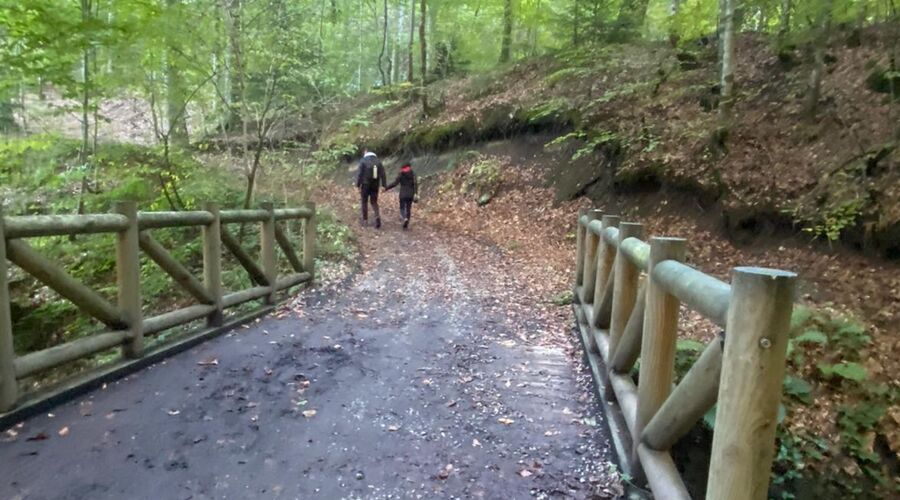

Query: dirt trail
[[0, 198, 620, 499]]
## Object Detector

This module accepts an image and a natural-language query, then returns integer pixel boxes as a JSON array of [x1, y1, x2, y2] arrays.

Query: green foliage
[[783, 375, 814, 404], [548, 289, 574, 306], [817, 361, 868, 382], [799, 198, 865, 242], [464, 157, 503, 201], [673, 338, 705, 381], [315, 208, 355, 262]]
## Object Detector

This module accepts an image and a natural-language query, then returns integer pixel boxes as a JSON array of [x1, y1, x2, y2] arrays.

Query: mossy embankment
[[320, 26, 899, 260]]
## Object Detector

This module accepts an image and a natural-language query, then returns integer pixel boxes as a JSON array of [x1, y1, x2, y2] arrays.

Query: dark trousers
[[360, 186, 381, 222], [399, 197, 413, 221]]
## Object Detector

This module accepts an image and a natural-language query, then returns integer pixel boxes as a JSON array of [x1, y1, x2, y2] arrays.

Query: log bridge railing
[[572, 209, 796, 500], [0, 201, 316, 414]]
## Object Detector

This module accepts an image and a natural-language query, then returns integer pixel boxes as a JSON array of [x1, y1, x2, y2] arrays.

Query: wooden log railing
[[572, 211, 796, 500], [0, 201, 317, 413]]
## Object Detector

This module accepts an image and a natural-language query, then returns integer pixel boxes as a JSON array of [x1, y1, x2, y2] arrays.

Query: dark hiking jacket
[[357, 153, 386, 190], [386, 166, 418, 199]]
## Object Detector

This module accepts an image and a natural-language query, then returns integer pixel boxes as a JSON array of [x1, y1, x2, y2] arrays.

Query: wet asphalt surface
[[0, 222, 617, 500]]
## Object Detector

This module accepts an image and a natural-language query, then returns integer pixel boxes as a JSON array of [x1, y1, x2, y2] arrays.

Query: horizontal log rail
[[0, 201, 317, 414], [572, 210, 796, 500]]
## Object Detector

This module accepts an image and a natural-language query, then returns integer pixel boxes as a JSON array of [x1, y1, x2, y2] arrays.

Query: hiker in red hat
[[385, 162, 419, 230]]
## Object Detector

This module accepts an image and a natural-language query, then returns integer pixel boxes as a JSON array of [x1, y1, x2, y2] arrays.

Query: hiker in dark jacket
[[385, 163, 418, 229], [356, 149, 387, 228]]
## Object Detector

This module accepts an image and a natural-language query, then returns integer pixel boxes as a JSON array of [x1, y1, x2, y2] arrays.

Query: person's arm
[[385, 173, 400, 190], [379, 163, 387, 188], [356, 162, 363, 188], [413, 173, 419, 199]]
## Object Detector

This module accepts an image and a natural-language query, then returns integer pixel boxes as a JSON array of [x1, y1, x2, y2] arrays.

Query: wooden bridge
[[573, 209, 797, 499], [0, 202, 316, 420]]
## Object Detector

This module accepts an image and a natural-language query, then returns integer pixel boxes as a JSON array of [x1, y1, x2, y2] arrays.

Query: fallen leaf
[[302, 410, 317, 418], [437, 464, 454, 480], [519, 469, 533, 478], [58, 427, 69, 437], [498, 417, 515, 425], [472, 438, 482, 447], [167, 410, 181, 416], [26, 432, 48, 442], [197, 358, 219, 366], [387, 425, 400, 432]]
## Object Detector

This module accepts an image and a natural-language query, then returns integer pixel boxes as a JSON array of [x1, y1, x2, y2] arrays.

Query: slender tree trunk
[[420, 0, 427, 82], [718, 0, 737, 126], [573, 0, 580, 46], [499, 0, 513, 63], [805, 0, 834, 120], [408, 0, 416, 82], [778, 0, 791, 40], [76, 0, 94, 217], [227, 0, 244, 124], [166, 0, 189, 145], [378, 0, 389, 86]]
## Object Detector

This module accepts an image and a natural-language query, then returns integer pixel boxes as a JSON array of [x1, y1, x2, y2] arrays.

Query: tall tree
[[408, 0, 416, 82], [378, 0, 389, 86], [718, 0, 737, 129], [166, 0, 189, 145], [805, 0, 834, 120], [500, 0, 513, 63]]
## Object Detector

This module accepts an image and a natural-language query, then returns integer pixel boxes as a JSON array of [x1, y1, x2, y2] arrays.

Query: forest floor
[[0, 189, 625, 500]]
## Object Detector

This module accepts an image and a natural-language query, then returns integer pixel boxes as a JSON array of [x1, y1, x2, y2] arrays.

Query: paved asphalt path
[[0, 220, 618, 500]]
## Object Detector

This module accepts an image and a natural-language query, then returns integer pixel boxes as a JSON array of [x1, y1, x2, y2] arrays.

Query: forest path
[[0, 195, 620, 499]]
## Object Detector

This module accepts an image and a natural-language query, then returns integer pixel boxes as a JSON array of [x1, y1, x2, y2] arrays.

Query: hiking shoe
[[360, 218, 368, 227], [402, 219, 409, 229], [375, 218, 382, 229]]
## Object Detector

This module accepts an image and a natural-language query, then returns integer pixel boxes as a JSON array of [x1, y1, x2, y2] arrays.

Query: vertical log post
[[633, 237, 686, 462], [608, 222, 643, 358], [260, 202, 278, 305], [114, 201, 143, 359], [580, 209, 602, 353], [706, 267, 796, 500], [580, 209, 602, 304], [0, 210, 18, 411], [303, 202, 317, 280], [592, 215, 620, 329], [574, 208, 588, 287], [202, 203, 223, 327]]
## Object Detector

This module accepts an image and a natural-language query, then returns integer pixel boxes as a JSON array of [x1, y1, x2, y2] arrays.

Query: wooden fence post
[[707, 267, 796, 500], [580, 209, 602, 304], [633, 237, 686, 461], [303, 202, 317, 280], [114, 201, 143, 359], [203, 203, 223, 326], [260, 203, 278, 305], [574, 208, 588, 286], [0, 210, 18, 411], [592, 215, 620, 329], [608, 222, 643, 358]]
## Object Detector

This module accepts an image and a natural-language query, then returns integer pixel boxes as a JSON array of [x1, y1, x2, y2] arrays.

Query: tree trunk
[[499, 0, 513, 63], [166, 0, 189, 145], [408, 0, 416, 82], [718, 0, 737, 127], [76, 0, 94, 217], [226, 0, 244, 124], [573, 0, 580, 46], [805, 0, 834, 120], [378, 0, 389, 86], [419, 0, 428, 111], [778, 0, 791, 40]]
